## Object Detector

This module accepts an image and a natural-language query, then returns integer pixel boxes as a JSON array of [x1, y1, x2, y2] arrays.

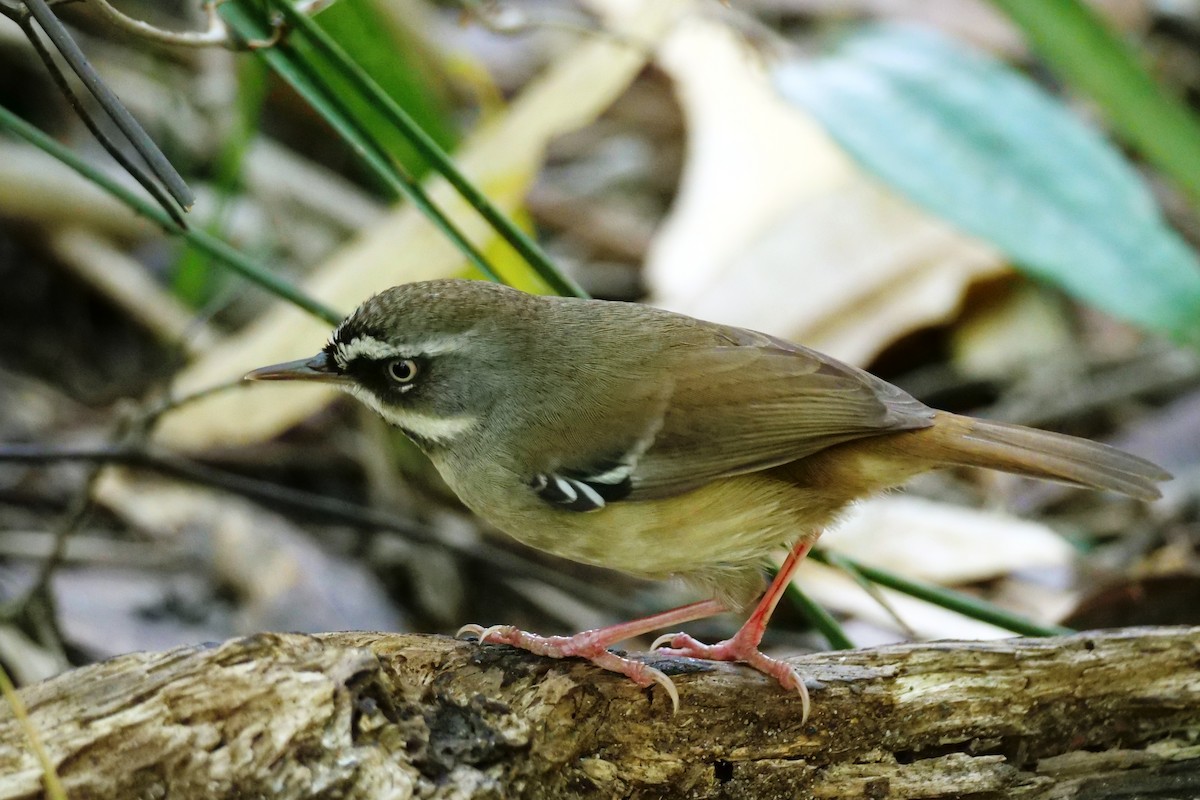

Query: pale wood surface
[[1, 627, 1198, 799]]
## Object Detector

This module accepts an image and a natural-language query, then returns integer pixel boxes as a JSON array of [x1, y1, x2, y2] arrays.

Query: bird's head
[[245, 279, 535, 448]]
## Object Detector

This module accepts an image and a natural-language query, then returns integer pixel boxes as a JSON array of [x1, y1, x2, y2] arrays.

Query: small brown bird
[[247, 279, 1168, 718]]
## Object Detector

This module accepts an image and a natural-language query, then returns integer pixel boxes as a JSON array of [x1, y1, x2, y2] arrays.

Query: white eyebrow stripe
[[335, 336, 396, 364], [332, 332, 476, 367], [411, 333, 477, 356]]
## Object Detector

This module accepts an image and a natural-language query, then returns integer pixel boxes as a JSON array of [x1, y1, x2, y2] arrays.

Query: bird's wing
[[622, 325, 934, 498], [528, 323, 936, 512]]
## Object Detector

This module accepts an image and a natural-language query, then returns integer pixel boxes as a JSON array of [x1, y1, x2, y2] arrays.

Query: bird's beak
[[244, 351, 348, 384]]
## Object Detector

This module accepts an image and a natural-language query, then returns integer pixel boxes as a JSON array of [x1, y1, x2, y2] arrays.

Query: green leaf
[[988, 0, 1200, 214], [312, 0, 458, 178], [773, 25, 1200, 345]]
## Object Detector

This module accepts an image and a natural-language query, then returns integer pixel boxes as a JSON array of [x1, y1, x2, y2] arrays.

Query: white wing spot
[[588, 464, 633, 485], [553, 477, 578, 503], [570, 480, 606, 509]]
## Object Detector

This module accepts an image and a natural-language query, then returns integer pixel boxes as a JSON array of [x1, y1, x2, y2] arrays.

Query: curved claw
[[455, 623, 485, 640], [646, 631, 814, 722], [479, 624, 508, 643], [643, 664, 680, 714], [783, 663, 811, 724], [455, 623, 684, 713], [649, 632, 679, 651], [456, 623, 515, 644]]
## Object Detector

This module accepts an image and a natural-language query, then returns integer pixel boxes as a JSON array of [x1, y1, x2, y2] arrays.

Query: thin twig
[[0, 441, 641, 617], [84, 0, 234, 48], [0, 383, 242, 638], [5, 410, 137, 645], [41, 0, 301, 50], [20, 0, 195, 210]]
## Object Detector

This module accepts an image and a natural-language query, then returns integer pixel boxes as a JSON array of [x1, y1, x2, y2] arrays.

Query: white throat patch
[[346, 385, 477, 445]]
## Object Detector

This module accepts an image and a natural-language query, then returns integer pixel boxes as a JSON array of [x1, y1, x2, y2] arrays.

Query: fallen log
[[1, 627, 1197, 799]]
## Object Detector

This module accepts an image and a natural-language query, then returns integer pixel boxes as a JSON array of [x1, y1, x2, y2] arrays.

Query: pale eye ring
[[385, 358, 418, 384]]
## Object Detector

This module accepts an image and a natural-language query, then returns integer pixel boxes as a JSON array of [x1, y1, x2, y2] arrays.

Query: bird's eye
[[385, 358, 418, 384]]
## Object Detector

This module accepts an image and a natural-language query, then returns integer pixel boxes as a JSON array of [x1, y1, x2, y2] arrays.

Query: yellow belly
[[487, 472, 847, 583], [438, 440, 912, 609]]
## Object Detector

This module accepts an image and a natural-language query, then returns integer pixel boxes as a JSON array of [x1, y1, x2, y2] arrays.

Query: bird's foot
[[651, 631, 810, 721], [457, 623, 680, 711]]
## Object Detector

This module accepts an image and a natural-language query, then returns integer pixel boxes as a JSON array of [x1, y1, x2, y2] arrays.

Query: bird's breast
[[457, 469, 851, 581]]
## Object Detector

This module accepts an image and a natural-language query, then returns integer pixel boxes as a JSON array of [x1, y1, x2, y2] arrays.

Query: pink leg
[[652, 537, 817, 721], [458, 598, 727, 711]]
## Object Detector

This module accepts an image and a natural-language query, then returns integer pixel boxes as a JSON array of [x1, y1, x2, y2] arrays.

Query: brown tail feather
[[908, 412, 1170, 501]]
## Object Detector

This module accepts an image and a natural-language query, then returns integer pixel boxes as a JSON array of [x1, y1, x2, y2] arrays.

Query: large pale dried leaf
[[155, 0, 686, 451], [644, 15, 1006, 365], [796, 561, 1015, 641], [792, 561, 1017, 642], [822, 495, 1073, 585]]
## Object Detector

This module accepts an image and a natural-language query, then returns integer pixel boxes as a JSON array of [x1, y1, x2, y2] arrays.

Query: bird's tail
[[904, 412, 1170, 501]]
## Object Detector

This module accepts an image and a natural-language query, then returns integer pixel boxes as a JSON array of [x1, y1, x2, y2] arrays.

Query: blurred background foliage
[[0, 0, 1198, 686]]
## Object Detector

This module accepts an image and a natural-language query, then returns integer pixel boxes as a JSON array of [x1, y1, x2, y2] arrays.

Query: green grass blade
[[0, 102, 342, 324], [810, 548, 1074, 638], [22, 0, 194, 211], [0, 664, 66, 800], [267, 0, 587, 298], [989, 0, 1200, 212], [220, 0, 504, 285], [783, 580, 854, 650], [312, 0, 458, 178]]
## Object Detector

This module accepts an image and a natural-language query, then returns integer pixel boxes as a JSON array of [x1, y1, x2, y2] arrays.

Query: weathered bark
[[1, 627, 1197, 799]]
